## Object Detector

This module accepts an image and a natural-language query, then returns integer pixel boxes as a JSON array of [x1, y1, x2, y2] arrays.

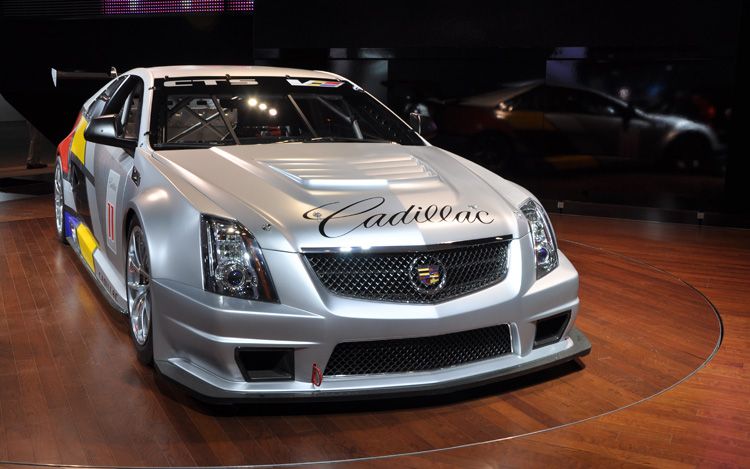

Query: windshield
[[149, 77, 424, 148]]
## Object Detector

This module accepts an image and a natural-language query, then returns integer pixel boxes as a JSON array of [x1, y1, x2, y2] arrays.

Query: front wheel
[[53, 158, 68, 244], [127, 219, 154, 365]]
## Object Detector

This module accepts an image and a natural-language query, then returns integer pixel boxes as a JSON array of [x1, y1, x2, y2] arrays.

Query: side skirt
[[63, 208, 127, 315]]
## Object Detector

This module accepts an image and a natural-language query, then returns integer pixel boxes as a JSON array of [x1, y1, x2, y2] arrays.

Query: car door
[[90, 75, 143, 267], [69, 76, 127, 231], [543, 86, 622, 158], [619, 107, 656, 162]]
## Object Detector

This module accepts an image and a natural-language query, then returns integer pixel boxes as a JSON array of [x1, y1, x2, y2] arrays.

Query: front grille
[[324, 324, 512, 376], [305, 238, 510, 304]]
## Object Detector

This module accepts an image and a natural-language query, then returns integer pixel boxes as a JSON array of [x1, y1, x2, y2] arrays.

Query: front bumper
[[159, 328, 590, 401], [151, 238, 590, 400]]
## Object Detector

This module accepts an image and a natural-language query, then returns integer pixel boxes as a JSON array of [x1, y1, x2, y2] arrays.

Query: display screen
[[103, 0, 254, 15], [1, 0, 254, 17]]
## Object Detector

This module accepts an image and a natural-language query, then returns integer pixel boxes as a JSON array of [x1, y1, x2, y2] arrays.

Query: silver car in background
[[54, 65, 590, 399], [433, 81, 721, 171]]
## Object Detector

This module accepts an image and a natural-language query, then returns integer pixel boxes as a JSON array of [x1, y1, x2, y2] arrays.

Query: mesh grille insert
[[305, 239, 510, 304], [324, 324, 512, 376]]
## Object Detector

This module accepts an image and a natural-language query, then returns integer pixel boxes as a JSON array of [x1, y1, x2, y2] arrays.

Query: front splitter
[[156, 327, 591, 403]]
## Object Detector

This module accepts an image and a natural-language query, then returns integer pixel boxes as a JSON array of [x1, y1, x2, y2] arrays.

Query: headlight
[[201, 215, 278, 302], [520, 198, 559, 279]]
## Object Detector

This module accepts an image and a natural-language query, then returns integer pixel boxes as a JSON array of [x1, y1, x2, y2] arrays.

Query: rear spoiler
[[51, 67, 118, 87]]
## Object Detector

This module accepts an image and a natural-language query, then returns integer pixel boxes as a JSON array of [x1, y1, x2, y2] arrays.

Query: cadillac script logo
[[303, 197, 494, 238], [411, 256, 447, 295]]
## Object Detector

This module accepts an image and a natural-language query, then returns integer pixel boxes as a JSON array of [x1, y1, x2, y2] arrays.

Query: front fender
[[124, 149, 225, 289], [661, 121, 720, 152]]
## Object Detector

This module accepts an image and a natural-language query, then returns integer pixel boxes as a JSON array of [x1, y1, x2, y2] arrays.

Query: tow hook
[[311, 363, 323, 387]]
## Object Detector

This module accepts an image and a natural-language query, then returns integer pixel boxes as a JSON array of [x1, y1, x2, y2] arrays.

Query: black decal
[[454, 211, 471, 223], [414, 206, 428, 223], [387, 205, 415, 226], [476, 211, 494, 224], [316, 197, 386, 238], [364, 213, 387, 228], [303, 197, 494, 237], [424, 205, 439, 222], [439, 205, 452, 221]]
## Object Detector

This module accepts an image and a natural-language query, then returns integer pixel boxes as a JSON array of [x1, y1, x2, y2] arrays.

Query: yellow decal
[[71, 117, 89, 164], [75, 223, 98, 271]]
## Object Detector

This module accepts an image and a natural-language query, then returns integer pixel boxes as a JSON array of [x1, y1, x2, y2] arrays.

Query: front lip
[[156, 327, 591, 403]]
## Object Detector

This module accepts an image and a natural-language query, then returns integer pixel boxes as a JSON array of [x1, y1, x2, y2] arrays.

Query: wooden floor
[[0, 195, 53, 223], [0, 197, 746, 468]]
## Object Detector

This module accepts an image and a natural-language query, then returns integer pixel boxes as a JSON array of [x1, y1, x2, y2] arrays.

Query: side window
[[121, 82, 144, 139], [104, 75, 145, 141], [578, 92, 620, 116], [102, 76, 127, 100], [545, 87, 619, 116], [544, 86, 582, 114], [506, 87, 543, 111], [89, 76, 127, 119]]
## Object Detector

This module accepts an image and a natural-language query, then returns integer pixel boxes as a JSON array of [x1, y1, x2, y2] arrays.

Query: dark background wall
[[0, 14, 254, 141], [0, 0, 747, 222], [254, 1, 740, 49]]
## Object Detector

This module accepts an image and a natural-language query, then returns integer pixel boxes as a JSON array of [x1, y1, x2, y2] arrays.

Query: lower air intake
[[324, 324, 512, 376]]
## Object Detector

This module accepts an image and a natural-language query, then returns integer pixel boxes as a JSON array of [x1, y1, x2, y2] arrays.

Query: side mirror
[[409, 112, 437, 139], [84, 114, 137, 150]]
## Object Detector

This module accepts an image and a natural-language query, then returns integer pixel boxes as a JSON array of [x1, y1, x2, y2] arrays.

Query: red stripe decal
[[107, 203, 114, 241]]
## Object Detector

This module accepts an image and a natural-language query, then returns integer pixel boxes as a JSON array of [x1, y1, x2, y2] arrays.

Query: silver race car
[[54, 65, 590, 399]]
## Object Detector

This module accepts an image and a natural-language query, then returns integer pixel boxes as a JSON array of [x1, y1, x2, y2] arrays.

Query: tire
[[126, 218, 154, 366], [53, 158, 68, 244]]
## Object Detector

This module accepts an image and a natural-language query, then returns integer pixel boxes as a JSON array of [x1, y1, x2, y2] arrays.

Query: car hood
[[152, 143, 530, 252]]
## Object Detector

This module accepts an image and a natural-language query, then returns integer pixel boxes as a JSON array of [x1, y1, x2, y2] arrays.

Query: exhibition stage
[[0, 195, 742, 468]]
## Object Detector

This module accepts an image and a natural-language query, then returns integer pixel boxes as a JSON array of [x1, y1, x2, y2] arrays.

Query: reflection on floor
[[1, 195, 745, 467], [0, 195, 52, 222]]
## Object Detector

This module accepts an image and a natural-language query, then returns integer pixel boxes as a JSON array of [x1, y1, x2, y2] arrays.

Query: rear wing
[[51, 67, 118, 87]]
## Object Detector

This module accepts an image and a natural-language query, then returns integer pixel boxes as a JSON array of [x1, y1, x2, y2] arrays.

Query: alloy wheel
[[54, 162, 64, 237], [127, 226, 151, 346]]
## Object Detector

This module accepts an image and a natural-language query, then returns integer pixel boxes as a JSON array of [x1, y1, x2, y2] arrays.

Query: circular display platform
[[0, 218, 721, 468]]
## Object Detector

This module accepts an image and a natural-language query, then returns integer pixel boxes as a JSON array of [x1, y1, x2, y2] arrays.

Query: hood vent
[[261, 153, 438, 189]]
